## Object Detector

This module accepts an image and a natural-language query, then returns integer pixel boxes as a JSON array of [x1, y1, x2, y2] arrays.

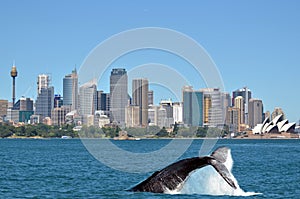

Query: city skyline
[[0, 1, 300, 122]]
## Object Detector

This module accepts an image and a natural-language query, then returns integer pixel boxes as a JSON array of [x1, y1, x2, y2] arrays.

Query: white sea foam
[[165, 150, 261, 196]]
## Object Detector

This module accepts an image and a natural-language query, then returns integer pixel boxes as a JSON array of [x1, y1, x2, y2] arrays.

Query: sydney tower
[[10, 64, 18, 105]]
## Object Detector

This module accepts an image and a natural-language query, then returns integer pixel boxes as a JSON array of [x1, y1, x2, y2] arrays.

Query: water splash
[[166, 150, 261, 196]]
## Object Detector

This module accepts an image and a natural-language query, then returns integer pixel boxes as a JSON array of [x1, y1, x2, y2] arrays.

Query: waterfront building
[[253, 114, 296, 134], [35, 87, 54, 119], [96, 91, 110, 113], [248, 98, 263, 128], [110, 68, 128, 126], [132, 78, 149, 127], [63, 69, 78, 111], [51, 106, 70, 126], [183, 86, 203, 127], [79, 80, 97, 116]]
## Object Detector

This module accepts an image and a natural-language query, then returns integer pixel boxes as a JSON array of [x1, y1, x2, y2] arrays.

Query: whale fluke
[[128, 146, 237, 193]]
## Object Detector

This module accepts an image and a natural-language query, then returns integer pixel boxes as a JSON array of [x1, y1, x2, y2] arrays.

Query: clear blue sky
[[0, 0, 299, 122]]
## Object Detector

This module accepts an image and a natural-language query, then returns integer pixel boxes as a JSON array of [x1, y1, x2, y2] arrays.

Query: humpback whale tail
[[209, 147, 237, 189], [128, 146, 238, 193]]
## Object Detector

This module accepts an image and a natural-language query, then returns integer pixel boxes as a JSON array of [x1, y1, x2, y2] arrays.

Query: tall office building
[[226, 107, 240, 133], [54, 94, 63, 108], [12, 98, 34, 123], [248, 98, 263, 128], [183, 86, 203, 127], [201, 88, 224, 127], [132, 78, 149, 127], [79, 81, 97, 116], [172, 102, 183, 123], [63, 69, 78, 111], [148, 90, 154, 106], [13, 97, 34, 111], [35, 87, 54, 118], [51, 106, 70, 126], [160, 99, 174, 128], [234, 96, 245, 125], [96, 91, 110, 113], [232, 87, 252, 125], [110, 68, 128, 126], [37, 74, 51, 95], [203, 94, 212, 125], [125, 105, 140, 127]]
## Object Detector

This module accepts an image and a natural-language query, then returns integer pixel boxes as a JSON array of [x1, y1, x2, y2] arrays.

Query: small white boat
[[61, 136, 72, 139]]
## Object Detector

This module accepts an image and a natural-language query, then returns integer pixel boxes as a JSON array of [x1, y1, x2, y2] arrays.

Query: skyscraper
[[201, 88, 224, 127], [110, 68, 128, 126], [234, 96, 244, 124], [79, 80, 97, 116], [35, 86, 54, 118], [37, 74, 50, 95], [232, 87, 252, 125], [183, 86, 203, 127], [63, 69, 78, 111], [96, 91, 110, 113], [248, 98, 263, 128], [132, 78, 149, 127], [148, 90, 154, 106], [226, 107, 240, 133], [203, 94, 212, 125]]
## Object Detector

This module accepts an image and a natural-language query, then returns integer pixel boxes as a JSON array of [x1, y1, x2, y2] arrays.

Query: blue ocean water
[[0, 138, 299, 198]]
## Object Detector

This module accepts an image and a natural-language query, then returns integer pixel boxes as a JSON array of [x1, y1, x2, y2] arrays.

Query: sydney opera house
[[253, 114, 296, 134]]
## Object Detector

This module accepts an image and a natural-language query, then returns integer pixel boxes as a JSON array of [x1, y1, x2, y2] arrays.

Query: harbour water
[[0, 138, 299, 198]]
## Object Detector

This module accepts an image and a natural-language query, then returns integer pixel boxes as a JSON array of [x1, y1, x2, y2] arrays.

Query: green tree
[[156, 127, 168, 137], [196, 127, 208, 137]]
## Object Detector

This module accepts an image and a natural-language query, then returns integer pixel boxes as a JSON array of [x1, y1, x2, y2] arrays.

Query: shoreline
[[2, 135, 299, 140]]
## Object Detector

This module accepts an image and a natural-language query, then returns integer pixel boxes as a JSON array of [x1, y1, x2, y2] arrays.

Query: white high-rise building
[[79, 80, 97, 116], [200, 88, 223, 127], [37, 74, 50, 95]]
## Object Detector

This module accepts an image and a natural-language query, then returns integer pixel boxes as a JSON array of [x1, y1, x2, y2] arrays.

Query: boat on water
[[61, 136, 72, 139]]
